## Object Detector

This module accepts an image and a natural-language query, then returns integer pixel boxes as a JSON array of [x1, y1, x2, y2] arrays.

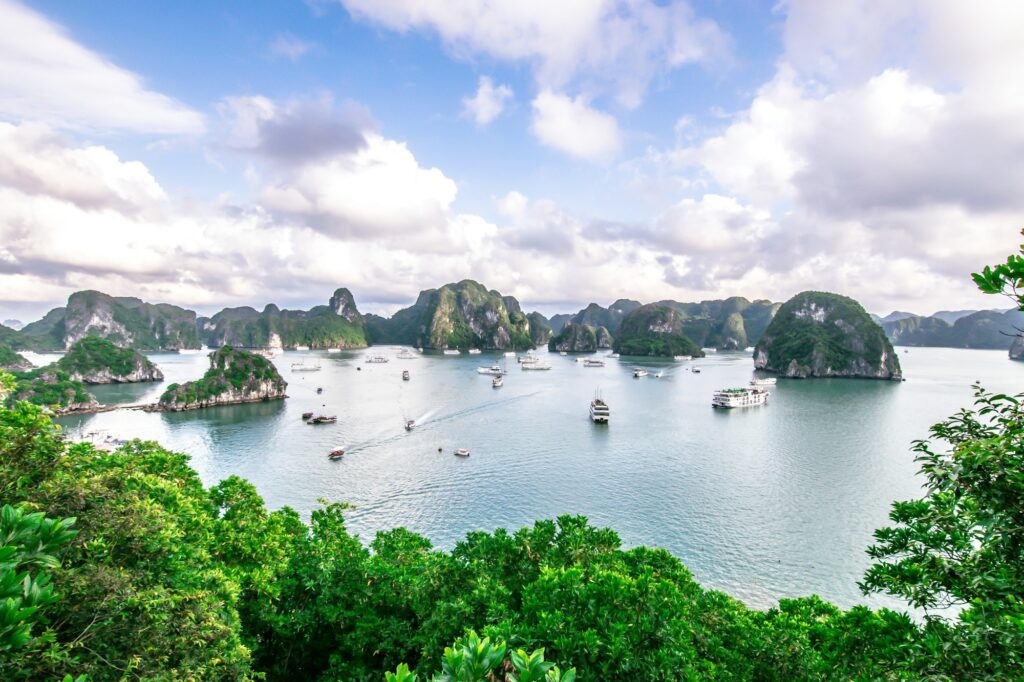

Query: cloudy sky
[[1, 0, 1021, 322]]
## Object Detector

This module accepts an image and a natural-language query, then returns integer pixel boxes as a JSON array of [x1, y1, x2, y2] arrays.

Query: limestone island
[[612, 304, 705, 358], [157, 346, 287, 411], [57, 336, 164, 383], [754, 291, 902, 379], [548, 321, 613, 353], [6, 368, 98, 414]]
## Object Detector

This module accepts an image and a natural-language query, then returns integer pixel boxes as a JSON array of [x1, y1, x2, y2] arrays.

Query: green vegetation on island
[[5, 367, 95, 413], [547, 321, 612, 352], [199, 288, 368, 350], [367, 280, 535, 350], [612, 304, 705, 357], [0, 341, 31, 371], [527, 311, 552, 346], [55, 336, 163, 383], [159, 346, 286, 411], [754, 291, 902, 379]]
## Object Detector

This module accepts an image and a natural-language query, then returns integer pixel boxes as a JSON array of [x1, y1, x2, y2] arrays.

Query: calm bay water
[[57, 346, 1024, 611]]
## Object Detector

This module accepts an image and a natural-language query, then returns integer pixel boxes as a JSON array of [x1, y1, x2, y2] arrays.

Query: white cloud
[[0, 0, 204, 134], [461, 76, 513, 127], [269, 33, 316, 61], [338, 0, 729, 107], [530, 90, 622, 162]]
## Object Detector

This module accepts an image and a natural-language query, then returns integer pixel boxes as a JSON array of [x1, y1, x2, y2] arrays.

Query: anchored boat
[[712, 387, 769, 409], [454, 448, 470, 457], [589, 395, 610, 423], [492, 375, 503, 388]]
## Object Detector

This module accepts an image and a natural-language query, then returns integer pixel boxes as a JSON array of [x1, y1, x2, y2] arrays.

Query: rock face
[[613, 305, 704, 358], [59, 290, 200, 350], [1010, 335, 1024, 361], [56, 336, 163, 384], [199, 288, 368, 350], [158, 346, 286, 411], [527, 312, 553, 346], [7, 368, 98, 414], [548, 322, 613, 352], [366, 280, 535, 350], [754, 291, 902, 379]]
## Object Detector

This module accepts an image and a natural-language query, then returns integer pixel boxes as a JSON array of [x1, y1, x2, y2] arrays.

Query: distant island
[[613, 304, 705, 358], [56, 336, 163, 384], [754, 291, 902, 379], [158, 346, 286, 411]]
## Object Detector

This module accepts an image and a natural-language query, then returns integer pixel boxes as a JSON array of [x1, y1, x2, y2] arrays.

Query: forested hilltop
[[2, 247, 1024, 679]]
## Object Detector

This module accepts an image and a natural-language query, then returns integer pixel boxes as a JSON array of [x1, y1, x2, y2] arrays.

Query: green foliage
[[56, 335, 156, 379], [202, 301, 369, 350], [754, 291, 900, 377], [160, 346, 285, 408], [6, 368, 93, 411], [613, 304, 704, 357], [0, 505, 77, 661], [0, 342, 30, 370]]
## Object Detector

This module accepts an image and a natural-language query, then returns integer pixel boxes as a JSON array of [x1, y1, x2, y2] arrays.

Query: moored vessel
[[583, 358, 605, 367], [712, 387, 769, 409], [477, 364, 505, 375], [750, 377, 777, 386], [455, 447, 470, 457], [365, 355, 389, 363], [443, 349, 461, 355], [402, 370, 410, 381], [673, 355, 692, 361], [492, 376, 503, 388], [589, 395, 610, 423], [468, 348, 482, 355]]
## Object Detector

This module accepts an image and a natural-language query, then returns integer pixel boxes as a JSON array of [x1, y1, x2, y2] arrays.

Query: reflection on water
[[57, 346, 1024, 611]]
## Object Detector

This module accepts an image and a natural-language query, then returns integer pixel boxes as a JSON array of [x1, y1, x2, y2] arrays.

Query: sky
[[0, 0, 1022, 322]]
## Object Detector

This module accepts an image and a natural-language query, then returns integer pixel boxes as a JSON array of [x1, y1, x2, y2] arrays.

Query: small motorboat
[[492, 376, 503, 388], [559, 351, 567, 356], [468, 348, 482, 355], [307, 415, 337, 425], [301, 411, 314, 420], [402, 370, 410, 381], [328, 448, 344, 460], [692, 367, 701, 374], [454, 447, 470, 457], [316, 387, 323, 394], [633, 368, 648, 378], [405, 419, 415, 431]]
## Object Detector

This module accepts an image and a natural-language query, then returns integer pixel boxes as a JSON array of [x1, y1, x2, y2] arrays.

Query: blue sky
[[1, 0, 1021, 321]]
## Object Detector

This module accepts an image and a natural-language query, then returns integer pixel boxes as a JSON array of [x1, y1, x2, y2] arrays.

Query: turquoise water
[[58, 347, 1024, 611]]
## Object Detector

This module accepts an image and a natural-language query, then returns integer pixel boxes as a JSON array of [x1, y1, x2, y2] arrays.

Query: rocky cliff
[[881, 309, 1023, 349], [754, 291, 901, 379], [56, 336, 163, 384], [366, 281, 535, 350], [57, 290, 201, 350], [158, 346, 286, 411], [1010, 335, 1024, 361], [548, 322, 613, 352], [199, 288, 368, 350], [527, 312, 553, 346], [0, 342, 32, 371], [613, 305, 704, 358]]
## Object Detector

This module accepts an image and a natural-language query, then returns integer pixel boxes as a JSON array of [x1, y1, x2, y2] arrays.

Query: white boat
[[575, 357, 586, 363], [492, 376, 503, 388], [255, 348, 280, 359], [559, 351, 567, 356], [673, 355, 692, 361], [701, 347, 717, 353], [519, 352, 538, 364], [178, 347, 204, 355], [365, 355, 389, 363], [291, 362, 322, 372], [633, 368, 648, 378], [468, 348, 482, 355], [610, 353, 620, 358], [589, 396, 610, 423], [692, 367, 701, 373], [521, 362, 551, 371], [583, 359, 605, 367], [455, 447, 470, 457], [294, 345, 310, 351], [477, 365, 505, 375], [443, 349, 461, 356], [405, 419, 415, 431], [327, 348, 341, 354], [750, 377, 777, 386], [402, 370, 410, 381], [712, 387, 769, 408], [504, 351, 517, 358]]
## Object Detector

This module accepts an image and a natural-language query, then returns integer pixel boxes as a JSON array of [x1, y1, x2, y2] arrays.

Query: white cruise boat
[[610, 353, 620, 358], [291, 361, 321, 372], [178, 347, 204, 355], [492, 376, 503, 388], [327, 348, 341, 353], [294, 345, 310, 351], [673, 355, 692, 361], [701, 347, 717, 353], [521, 362, 551, 371], [633, 368, 648, 378], [750, 377, 777, 386], [589, 396, 610, 423], [504, 351, 517, 358], [559, 351, 567, 356], [365, 355, 389, 363], [583, 358, 605, 367], [443, 349, 461, 356], [519, 354, 538, 365], [477, 365, 505, 375], [712, 387, 769, 408], [468, 348, 482, 355]]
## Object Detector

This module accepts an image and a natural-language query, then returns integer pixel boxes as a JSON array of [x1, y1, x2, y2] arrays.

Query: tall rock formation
[[754, 292, 902, 379], [158, 347, 286, 411], [613, 305, 704, 358]]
